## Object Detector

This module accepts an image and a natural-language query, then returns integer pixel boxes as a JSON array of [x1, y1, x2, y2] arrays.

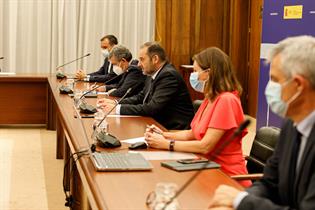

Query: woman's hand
[[145, 131, 169, 150]]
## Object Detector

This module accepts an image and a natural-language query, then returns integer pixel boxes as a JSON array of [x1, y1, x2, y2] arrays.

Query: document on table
[[121, 137, 197, 160], [121, 137, 146, 144]]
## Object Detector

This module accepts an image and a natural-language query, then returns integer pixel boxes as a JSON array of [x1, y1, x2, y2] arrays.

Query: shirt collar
[[296, 110, 315, 139], [151, 62, 166, 80]]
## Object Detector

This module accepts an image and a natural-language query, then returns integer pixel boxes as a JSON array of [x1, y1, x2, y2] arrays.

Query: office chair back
[[246, 126, 280, 174], [192, 100, 203, 113]]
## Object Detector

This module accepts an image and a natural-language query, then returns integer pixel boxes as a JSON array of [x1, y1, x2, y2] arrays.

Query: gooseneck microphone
[[79, 71, 124, 99], [56, 53, 91, 69], [79, 84, 104, 99], [159, 119, 251, 210]]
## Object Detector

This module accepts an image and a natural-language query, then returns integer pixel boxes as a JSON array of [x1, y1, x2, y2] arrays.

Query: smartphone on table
[[177, 157, 208, 164]]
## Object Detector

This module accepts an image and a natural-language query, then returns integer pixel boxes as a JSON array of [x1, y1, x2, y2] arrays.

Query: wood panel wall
[[155, 0, 263, 117]]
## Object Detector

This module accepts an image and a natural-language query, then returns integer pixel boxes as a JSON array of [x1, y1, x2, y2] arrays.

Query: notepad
[[161, 160, 220, 171]]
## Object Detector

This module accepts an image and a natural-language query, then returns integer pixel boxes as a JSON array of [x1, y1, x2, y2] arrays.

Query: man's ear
[[294, 75, 307, 92], [151, 54, 159, 65]]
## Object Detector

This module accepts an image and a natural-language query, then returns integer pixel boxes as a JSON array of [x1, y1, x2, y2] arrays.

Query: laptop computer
[[73, 103, 152, 172], [91, 151, 153, 171]]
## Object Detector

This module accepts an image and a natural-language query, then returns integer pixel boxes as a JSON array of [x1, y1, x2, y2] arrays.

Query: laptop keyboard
[[94, 152, 129, 168]]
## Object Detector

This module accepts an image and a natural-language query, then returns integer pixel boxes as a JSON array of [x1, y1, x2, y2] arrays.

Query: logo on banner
[[284, 5, 303, 19]]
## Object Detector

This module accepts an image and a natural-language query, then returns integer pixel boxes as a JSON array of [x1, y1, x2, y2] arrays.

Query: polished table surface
[[1, 73, 242, 210]]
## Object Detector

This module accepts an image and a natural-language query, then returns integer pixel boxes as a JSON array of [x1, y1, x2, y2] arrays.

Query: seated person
[[144, 47, 251, 187], [97, 45, 146, 97], [97, 42, 194, 130], [209, 36, 315, 210], [76, 34, 122, 84]]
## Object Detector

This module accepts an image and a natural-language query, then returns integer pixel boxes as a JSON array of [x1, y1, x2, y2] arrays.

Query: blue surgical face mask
[[265, 79, 301, 117], [189, 71, 206, 93]]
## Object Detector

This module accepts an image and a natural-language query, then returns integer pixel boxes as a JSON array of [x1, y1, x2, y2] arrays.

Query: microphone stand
[[79, 84, 104, 100], [91, 88, 132, 141], [56, 53, 91, 70], [158, 119, 251, 210]]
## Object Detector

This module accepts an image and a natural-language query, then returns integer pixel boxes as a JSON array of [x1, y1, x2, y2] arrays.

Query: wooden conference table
[[0, 74, 242, 210]]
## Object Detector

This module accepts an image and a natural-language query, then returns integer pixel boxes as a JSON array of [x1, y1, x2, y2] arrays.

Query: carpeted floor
[[0, 128, 67, 210]]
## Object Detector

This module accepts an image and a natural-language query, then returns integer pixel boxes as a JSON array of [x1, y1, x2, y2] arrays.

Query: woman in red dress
[[145, 47, 251, 187]]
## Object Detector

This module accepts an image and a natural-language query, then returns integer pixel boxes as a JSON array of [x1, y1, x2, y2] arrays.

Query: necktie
[[143, 78, 153, 104], [289, 127, 302, 205]]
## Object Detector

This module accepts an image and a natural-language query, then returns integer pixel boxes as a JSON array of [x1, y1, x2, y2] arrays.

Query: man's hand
[[209, 185, 242, 208], [97, 98, 116, 108], [96, 86, 106, 92], [100, 102, 116, 114], [76, 69, 86, 80]]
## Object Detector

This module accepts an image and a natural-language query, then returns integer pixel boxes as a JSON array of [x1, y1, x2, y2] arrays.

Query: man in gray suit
[[209, 36, 315, 210]]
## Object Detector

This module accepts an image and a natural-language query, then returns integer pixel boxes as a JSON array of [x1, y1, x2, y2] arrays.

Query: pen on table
[[146, 125, 163, 135]]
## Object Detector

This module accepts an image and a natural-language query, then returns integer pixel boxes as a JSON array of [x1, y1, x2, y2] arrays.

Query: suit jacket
[[238, 119, 315, 210], [119, 63, 194, 130], [88, 57, 117, 83], [106, 65, 146, 97]]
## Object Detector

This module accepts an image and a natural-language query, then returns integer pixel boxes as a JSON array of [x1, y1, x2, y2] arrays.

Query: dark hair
[[100, 35, 118, 45], [193, 47, 243, 100], [140, 42, 167, 61], [109, 45, 132, 62]]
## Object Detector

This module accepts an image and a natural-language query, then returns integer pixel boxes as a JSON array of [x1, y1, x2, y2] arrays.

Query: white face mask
[[113, 65, 124, 75], [101, 49, 109, 58], [265, 79, 302, 117]]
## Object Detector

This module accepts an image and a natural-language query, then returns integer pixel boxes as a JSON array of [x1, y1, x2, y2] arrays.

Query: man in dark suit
[[208, 36, 315, 210], [76, 35, 122, 84], [98, 42, 194, 130], [97, 45, 146, 97]]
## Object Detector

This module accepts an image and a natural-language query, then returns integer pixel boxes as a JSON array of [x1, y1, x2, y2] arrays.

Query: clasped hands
[[76, 69, 86, 80], [144, 125, 175, 149], [96, 98, 116, 114]]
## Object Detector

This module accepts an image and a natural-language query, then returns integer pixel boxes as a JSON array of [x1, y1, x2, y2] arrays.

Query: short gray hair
[[268, 35, 315, 88], [109, 45, 132, 62]]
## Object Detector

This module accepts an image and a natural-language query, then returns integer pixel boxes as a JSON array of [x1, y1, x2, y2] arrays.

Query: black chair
[[231, 126, 280, 180]]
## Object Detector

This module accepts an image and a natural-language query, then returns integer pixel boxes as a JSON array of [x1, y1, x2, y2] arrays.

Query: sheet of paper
[[106, 115, 141, 118], [137, 151, 197, 160], [121, 137, 146, 144]]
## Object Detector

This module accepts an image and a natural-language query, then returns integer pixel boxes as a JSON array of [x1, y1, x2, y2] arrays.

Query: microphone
[[90, 88, 132, 148], [0, 57, 3, 72], [79, 71, 123, 100], [56, 53, 90, 70], [79, 84, 104, 100], [156, 119, 251, 210]]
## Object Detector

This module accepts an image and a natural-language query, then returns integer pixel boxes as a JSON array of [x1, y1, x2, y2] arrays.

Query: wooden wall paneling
[[228, 0, 250, 113], [191, 0, 228, 55], [169, 0, 192, 70], [247, 0, 263, 117]]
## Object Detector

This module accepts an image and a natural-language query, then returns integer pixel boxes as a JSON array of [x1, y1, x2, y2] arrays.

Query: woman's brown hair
[[193, 47, 243, 100]]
